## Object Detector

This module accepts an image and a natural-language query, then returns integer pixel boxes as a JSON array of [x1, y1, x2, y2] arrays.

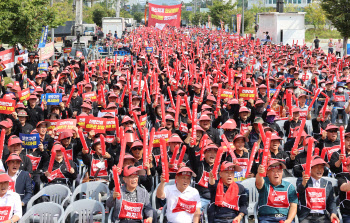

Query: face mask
[[321, 83, 325, 87], [256, 105, 264, 114], [181, 109, 187, 114], [266, 115, 275, 124], [338, 87, 344, 93], [224, 130, 236, 142], [35, 59, 39, 62]]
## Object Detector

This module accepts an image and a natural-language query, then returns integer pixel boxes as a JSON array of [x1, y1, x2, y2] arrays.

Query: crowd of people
[[0, 26, 350, 223]]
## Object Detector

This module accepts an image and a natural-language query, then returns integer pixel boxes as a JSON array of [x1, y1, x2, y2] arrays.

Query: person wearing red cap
[[329, 132, 350, 176], [35, 121, 54, 151], [316, 125, 340, 162], [331, 82, 349, 124], [5, 153, 32, 213], [42, 144, 76, 186], [312, 109, 332, 141], [236, 105, 256, 137], [69, 87, 83, 118], [17, 111, 33, 134], [252, 133, 296, 176], [298, 94, 312, 120], [199, 114, 221, 146], [3, 136, 32, 174], [317, 81, 333, 114], [156, 167, 201, 223], [336, 156, 350, 222], [207, 161, 248, 222], [106, 165, 154, 223], [184, 125, 205, 158], [188, 142, 218, 209], [284, 107, 308, 139], [297, 156, 338, 223], [82, 137, 113, 181], [256, 160, 298, 223], [0, 171, 22, 222], [26, 92, 44, 128]]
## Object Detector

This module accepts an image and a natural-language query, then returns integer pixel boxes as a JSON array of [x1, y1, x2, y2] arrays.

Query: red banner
[[45, 119, 58, 131], [152, 130, 171, 147], [85, 117, 106, 133], [56, 119, 77, 132], [76, 116, 88, 129], [219, 89, 235, 99], [83, 92, 97, 102], [0, 99, 15, 114], [238, 87, 256, 100], [237, 14, 242, 35], [105, 119, 116, 131], [18, 88, 30, 102], [148, 3, 182, 28]]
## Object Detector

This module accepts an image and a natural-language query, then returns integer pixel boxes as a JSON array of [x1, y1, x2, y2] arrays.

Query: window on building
[[273, 0, 276, 4], [307, 0, 311, 3]]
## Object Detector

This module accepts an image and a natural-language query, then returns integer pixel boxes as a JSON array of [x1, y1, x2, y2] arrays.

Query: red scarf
[[215, 179, 240, 211]]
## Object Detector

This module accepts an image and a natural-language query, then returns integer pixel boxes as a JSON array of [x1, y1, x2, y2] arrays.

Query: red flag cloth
[[212, 147, 224, 180], [112, 165, 121, 199], [215, 179, 239, 211], [261, 131, 272, 177], [160, 138, 169, 182]]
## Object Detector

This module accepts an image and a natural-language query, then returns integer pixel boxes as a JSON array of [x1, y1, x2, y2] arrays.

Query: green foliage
[[191, 12, 208, 26], [208, 0, 236, 27], [0, 0, 62, 50], [84, 4, 115, 26], [283, 3, 300, 12], [305, 28, 342, 42], [120, 9, 132, 18], [181, 10, 193, 23], [320, 0, 350, 38], [133, 12, 144, 23], [304, 3, 326, 29]]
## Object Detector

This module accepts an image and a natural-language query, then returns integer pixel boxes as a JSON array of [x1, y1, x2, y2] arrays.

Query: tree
[[208, 0, 236, 27], [321, 0, 350, 54], [92, 5, 108, 26], [181, 10, 193, 24], [191, 12, 208, 26], [133, 12, 143, 23], [120, 9, 132, 18], [283, 3, 299, 12], [304, 3, 326, 29], [0, 0, 61, 50]]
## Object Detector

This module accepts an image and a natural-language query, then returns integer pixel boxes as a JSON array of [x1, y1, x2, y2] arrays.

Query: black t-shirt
[[337, 173, 350, 215]]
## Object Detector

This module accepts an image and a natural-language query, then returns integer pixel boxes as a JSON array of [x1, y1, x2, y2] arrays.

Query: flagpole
[[51, 0, 55, 63]]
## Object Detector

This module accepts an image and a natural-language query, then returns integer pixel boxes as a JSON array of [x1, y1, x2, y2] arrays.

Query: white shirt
[[163, 184, 201, 223], [0, 190, 22, 220], [310, 177, 324, 214], [6, 170, 20, 183]]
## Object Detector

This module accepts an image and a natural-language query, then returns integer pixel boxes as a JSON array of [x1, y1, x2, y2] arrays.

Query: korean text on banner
[[19, 133, 40, 149], [39, 42, 54, 61], [237, 14, 242, 35], [148, 3, 182, 28], [38, 26, 49, 48], [0, 99, 15, 114], [0, 48, 15, 70], [238, 87, 256, 100], [42, 93, 62, 105]]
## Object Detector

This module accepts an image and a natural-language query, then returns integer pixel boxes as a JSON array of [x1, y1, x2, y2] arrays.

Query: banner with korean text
[[148, 3, 182, 28]]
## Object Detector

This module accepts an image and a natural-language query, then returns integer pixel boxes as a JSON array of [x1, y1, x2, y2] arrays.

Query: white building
[[248, 0, 313, 9]]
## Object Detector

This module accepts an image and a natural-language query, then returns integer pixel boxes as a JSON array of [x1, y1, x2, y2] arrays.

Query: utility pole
[[51, 0, 55, 63], [116, 0, 121, 17]]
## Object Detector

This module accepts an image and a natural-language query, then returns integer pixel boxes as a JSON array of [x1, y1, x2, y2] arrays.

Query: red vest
[[118, 200, 144, 220], [305, 187, 326, 210], [266, 185, 290, 208]]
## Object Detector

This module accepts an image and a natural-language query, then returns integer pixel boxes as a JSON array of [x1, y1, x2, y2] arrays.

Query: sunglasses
[[328, 130, 338, 133], [131, 147, 143, 151], [125, 121, 134, 125]]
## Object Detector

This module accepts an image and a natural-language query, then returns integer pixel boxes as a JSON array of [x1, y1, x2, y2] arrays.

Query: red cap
[[258, 84, 267, 89], [121, 116, 134, 124], [58, 131, 73, 141], [267, 110, 277, 116], [36, 121, 50, 128], [233, 134, 248, 142], [81, 102, 92, 110], [220, 161, 242, 172], [6, 153, 22, 163], [199, 114, 211, 121], [124, 153, 136, 162], [311, 156, 330, 168], [168, 134, 183, 143], [131, 140, 143, 149], [239, 106, 250, 113], [292, 107, 301, 113], [220, 119, 237, 130], [8, 136, 22, 147], [165, 114, 175, 121], [123, 165, 141, 177], [267, 159, 286, 170], [0, 120, 12, 129], [325, 124, 339, 131], [271, 133, 282, 140], [0, 171, 12, 183], [203, 143, 218, 152], [176, 167, 197, 177]]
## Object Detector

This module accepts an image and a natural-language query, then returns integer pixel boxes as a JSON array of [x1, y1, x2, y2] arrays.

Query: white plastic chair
[[27, 184, 71, 209], [20, 202, 64, 223], [108, 207, 113, 223], [283, 177, 298, 189], [159, 204, 167, 223], [151, 179, 175, 216], [64, 199, 105, 223], [71, 181, 110, 203], [240, 178, 259, 217]]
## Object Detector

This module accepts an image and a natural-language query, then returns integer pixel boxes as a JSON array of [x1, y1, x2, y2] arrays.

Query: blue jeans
[[343, 214, 350, 223], [331, 107, 348, 124], [200, 197, 210, 211], [258, 215, 293, 223]]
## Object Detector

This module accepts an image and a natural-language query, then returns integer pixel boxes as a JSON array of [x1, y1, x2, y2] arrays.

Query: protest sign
[[148, 3, 182, 27], [19, 133, 40, 149], [238, 87, 256, 100], [85, 117, 107, 133], [18, 88, 30, 102], [43, 93, 62, 105], [0, 99, 15, 114], [56, 119, 76, 132]]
